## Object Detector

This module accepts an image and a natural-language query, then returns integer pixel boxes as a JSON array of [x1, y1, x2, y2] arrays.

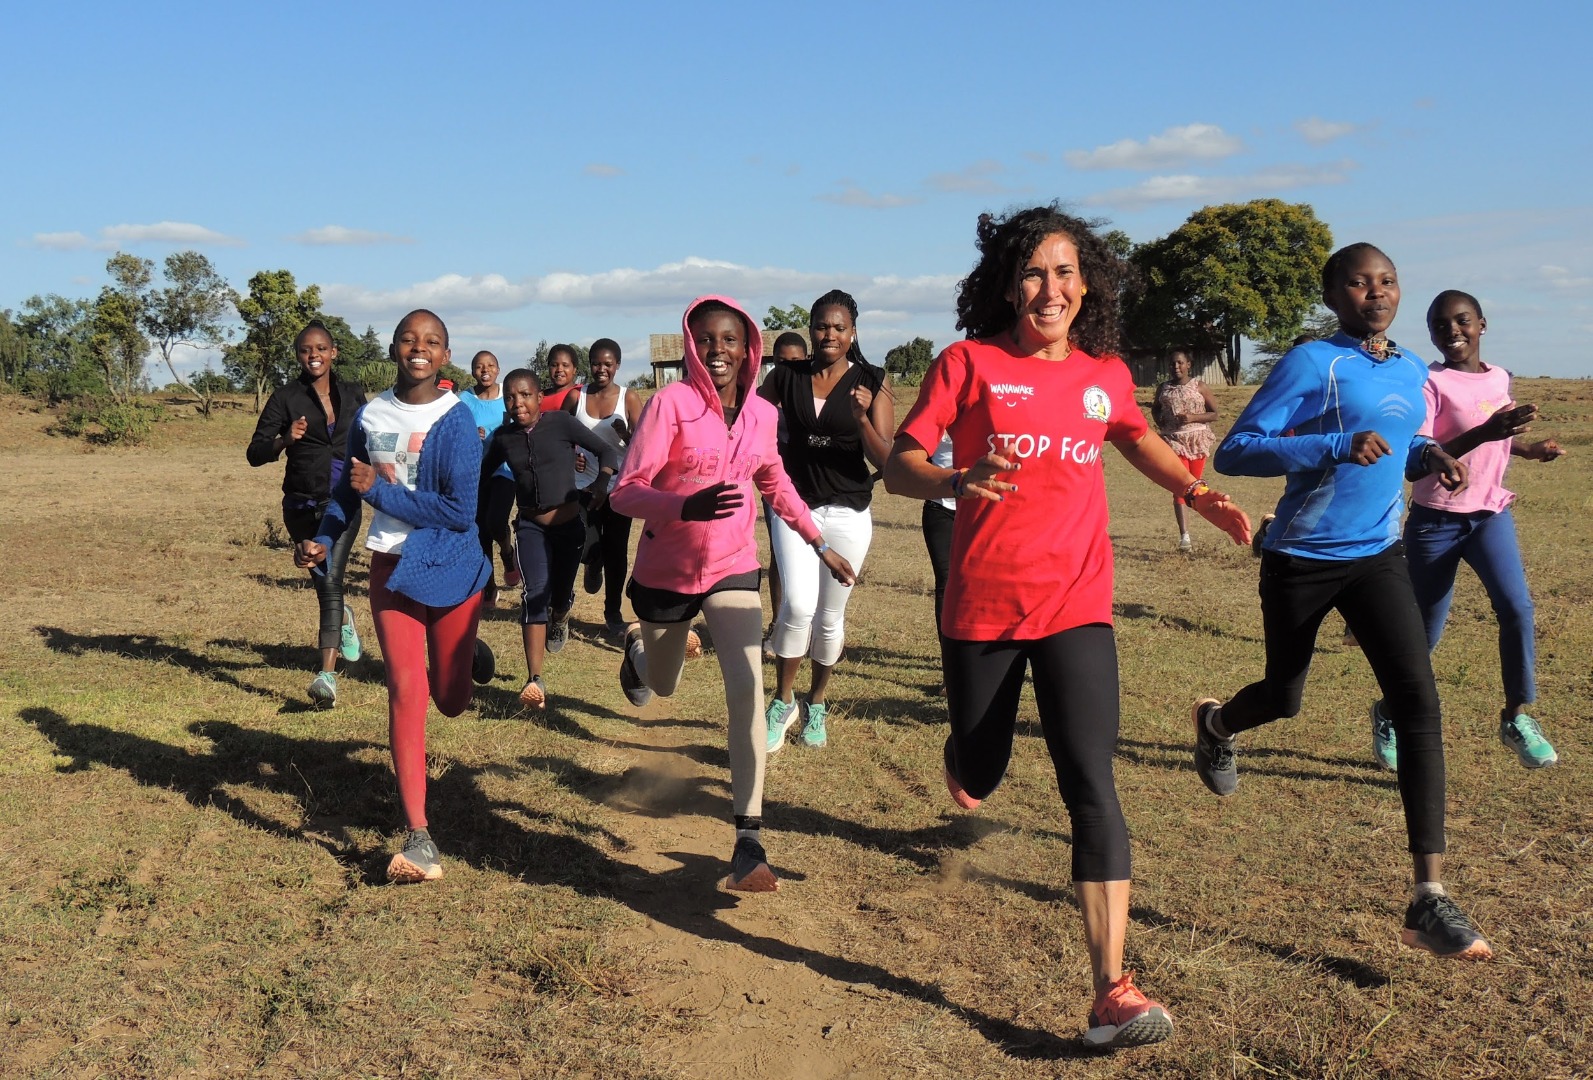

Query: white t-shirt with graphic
[[358, 390, 459, 554]]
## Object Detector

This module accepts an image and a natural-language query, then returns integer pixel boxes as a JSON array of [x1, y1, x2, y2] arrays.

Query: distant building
[[1123, 347, 1225, 387], [649, 327, 812, 388]]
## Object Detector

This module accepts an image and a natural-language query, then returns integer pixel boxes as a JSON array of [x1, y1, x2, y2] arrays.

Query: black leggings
[[943, 624, 1129, 881], [478, 475, 516, 575], [1222, 545, 1446, 855], [920, 501, 954, 634], [284, 500, 361, 652], [583, 502, 634, 622]]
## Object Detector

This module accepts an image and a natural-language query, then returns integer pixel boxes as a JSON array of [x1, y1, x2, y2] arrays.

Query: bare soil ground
[[2, 383, 1590, 1078]]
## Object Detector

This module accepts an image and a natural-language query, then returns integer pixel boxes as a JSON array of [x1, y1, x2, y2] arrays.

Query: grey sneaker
[[618, 625, 653, 707], [723, 835, 778, 892], [386, 828, 443, 883], [801, 702, 828, 748], [1192, 698, 1237, 796], [765, 697, 799, 754], [1400, 892, 1492, 959], [307, 671, 337, 708], [1500, 712, 1557, 768], [547, 610, 571, 654]]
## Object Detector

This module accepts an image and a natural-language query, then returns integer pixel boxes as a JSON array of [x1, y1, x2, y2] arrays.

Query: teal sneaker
[[307, 670, 337, 708], [801, 702, 828, 748], [1371, 699, 1398, 772], [1500, 712, 1557, 769], [339, 611, 362, 663], [765, 697, 799, 755]]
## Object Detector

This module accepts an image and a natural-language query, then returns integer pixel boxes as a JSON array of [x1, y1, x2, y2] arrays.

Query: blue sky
[[5, 1, 1589, 380]]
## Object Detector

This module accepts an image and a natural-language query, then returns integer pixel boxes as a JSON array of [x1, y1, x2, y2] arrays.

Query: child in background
[[482, 368, 620, 709], [610, 296, 855, 892], [459, 350, 517, 606], [1373, 290, 1566, 771], [541, 344, 582, 414], [296, 309, 494, 884], [1197, 244, 1493, 959]]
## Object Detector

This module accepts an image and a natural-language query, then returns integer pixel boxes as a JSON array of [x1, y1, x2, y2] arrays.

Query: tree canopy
[[227, 270, 322, 410], [763, 304, 810, 331], [884, 337, 936, 385], [1126, 199, 1332, 384]]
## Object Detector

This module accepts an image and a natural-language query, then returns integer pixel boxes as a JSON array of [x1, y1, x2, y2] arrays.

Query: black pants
[[583, 502, 634, 622], [943, 624, 1129, 881], [920, 500, 954, 635], [1223, 545, 1446, 855], [477, 475, 516, 575], [284, 500, 361, 652]]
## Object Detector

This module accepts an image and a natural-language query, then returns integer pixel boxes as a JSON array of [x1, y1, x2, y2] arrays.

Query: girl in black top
[[757, 290, 894, 750], [246, 319, 367, 707], [481, 368, 620, 709]]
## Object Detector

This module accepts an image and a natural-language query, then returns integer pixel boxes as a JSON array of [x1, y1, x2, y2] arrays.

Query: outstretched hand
[[681, 481, 743, 521], [1482, 403, 1537, 443], [1523, 438, 1566, 462], [1191, 488, 1252, 546]]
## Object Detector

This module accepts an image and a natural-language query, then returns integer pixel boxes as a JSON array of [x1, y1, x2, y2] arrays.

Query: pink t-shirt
[[1412, 363, 1515, 514], [897, 338, 1147, 641]]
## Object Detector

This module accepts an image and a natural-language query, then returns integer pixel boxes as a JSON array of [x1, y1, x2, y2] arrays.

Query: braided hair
[[810, 288, 884, 392], [953, 203, 1126, 358]]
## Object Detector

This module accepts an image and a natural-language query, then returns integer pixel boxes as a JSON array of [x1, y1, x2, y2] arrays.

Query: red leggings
[[368, 552, 483, 829]]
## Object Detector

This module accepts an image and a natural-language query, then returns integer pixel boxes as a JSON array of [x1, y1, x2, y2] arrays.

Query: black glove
[[681, 481, 743, 521]]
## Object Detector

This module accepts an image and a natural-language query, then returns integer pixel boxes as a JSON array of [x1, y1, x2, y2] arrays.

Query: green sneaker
[[339, 611, 362, 663], [307, 671, 337, 708], [765, 697, 799, 755], [1500, 712, 1557, 769], [801, 702, 828, 748], [1371, 699, 1399, 772]]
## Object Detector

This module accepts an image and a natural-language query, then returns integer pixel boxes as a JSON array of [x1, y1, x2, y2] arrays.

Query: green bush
[[52, 397, 166, 445]]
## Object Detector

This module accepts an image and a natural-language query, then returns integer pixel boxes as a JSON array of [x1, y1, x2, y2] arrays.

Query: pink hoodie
[[611, 295, 822, 594]]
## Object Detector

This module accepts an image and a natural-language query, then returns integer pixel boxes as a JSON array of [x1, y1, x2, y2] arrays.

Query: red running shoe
[[1084, 973, 1172, 1050]]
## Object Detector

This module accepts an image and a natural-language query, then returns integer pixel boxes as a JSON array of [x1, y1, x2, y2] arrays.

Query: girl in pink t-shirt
[[1396, 290, 1566, 770]]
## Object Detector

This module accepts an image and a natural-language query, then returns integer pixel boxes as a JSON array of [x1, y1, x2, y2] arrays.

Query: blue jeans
[[1404, 504, 1535, 706]]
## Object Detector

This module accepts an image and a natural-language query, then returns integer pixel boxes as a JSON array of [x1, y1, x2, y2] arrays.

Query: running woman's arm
[[246, 386, 298, 465], [361, 407, 483, 533], [852, 371, 895, 470], [1214, 349, 1349, 476], [1114, 431, 1252, 545], [298, 416, 368, 569]]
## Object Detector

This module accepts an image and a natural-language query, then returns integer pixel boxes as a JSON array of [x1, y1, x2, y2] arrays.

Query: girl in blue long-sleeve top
[[1191, 243, 1494, 961]]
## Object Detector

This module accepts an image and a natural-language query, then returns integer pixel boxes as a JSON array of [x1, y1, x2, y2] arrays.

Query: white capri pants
[[769, 503, 872, 666]]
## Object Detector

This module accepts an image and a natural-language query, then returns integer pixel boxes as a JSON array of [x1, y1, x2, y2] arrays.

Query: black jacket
[[246, 375, 368, 504]]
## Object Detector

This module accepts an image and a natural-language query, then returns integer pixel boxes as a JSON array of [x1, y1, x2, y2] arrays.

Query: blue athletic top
[[1215, 332, 1433, 560]]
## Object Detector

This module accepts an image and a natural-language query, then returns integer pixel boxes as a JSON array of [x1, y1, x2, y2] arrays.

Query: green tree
[[144, 251, 236, 416], [883, 337, 936, 385], [0, 310, 27, 388], [89, 253, 155, 402], [1126, 199, 1332, 385], [763, 304, 811, 331], [228, 270, 321, 410], [16, 294, 100, 400], [529, 339, 589, 379]]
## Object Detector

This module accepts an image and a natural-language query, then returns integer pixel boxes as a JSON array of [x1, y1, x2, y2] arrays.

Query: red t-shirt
[[898, 338, 1147, 641]]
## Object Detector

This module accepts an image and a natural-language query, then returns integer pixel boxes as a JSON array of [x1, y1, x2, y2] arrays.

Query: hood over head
[[680, 295, 764, 413]]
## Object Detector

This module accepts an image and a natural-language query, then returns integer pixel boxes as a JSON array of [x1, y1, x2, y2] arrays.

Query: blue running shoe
[[307, 671, 337, 708], [765, 697, 799, 754], [1500, 712, 1557, 769], [1371, 699, 1399, 772], [339, 611, 362, 663], [801, 702, 828, 748]]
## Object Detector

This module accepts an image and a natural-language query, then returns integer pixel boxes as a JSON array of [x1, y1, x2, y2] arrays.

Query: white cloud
[[926, 160, 1014, 195], [29, 231, 93, 251], [320, 260, 959, 324], [1083, 161, 1357, 209], [1065, 123, 1244, 171], [584, 163, 624, 178], [1540, 265, 1593, 291], [290, 225, 413, 246], [1294, 117, 1359, 145], [815, 181, 918, 209], [100, 221, 244, 247]]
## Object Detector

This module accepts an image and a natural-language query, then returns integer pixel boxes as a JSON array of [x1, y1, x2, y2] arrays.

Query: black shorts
[[628, 569, 761, 624]]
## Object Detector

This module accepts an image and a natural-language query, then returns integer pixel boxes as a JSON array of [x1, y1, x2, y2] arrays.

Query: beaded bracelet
[[1182, 479, 1211, 507]]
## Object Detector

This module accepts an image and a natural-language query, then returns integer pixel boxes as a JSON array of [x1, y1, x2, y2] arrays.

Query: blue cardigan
[[315, 396, 492, 607]]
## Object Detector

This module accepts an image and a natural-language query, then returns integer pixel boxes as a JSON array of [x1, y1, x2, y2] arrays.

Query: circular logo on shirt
[[1082, 386, 1111, 423]]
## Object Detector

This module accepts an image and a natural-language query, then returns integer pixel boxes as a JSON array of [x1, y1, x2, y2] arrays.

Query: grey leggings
[[631, 588, 767, 817]]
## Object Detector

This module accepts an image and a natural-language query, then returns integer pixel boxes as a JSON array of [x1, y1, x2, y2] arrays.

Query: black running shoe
[[1400, 893, 1493, 959], [583, 558, 603, 595], [472, 639, 495, 684], [723, 835, 778, 892], [1192, 698, 1237, 796], [547, 611, 570, 654], [618, 624, 652, 707], [387, 828, 443, 883]]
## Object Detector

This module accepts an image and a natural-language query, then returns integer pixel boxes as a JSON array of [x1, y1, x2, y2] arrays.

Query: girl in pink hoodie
[[610, 296, 856, 891]]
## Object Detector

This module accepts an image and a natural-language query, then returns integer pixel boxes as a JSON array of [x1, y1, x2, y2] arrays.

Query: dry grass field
[[2, 380, 1590, 1079]]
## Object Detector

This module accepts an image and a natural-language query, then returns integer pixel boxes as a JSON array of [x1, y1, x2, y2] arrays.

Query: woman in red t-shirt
[[884, 204, 1250, 1052]]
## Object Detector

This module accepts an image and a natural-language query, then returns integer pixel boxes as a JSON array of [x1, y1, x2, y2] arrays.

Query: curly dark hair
[[954, 203, 1126, 357]]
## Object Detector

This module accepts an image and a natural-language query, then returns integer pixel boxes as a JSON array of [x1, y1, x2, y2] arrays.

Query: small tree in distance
[[884, 338, 936, 385], [763, 304, 810, 331]]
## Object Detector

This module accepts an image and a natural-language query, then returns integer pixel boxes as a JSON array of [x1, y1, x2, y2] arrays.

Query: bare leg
[[522, 623, 546, 679], [807, 659, 834, 705], [318, 645, 338, 674], [775, 655, 801, 703], [1173, 497, 1189, 538], [1077, 878, 1130, 996]]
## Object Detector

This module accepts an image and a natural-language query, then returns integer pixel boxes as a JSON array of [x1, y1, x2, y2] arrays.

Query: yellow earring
[[1081, 286, 1088, 295]]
